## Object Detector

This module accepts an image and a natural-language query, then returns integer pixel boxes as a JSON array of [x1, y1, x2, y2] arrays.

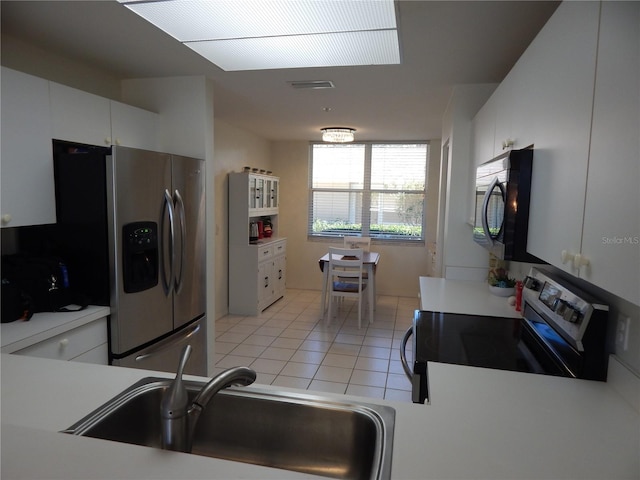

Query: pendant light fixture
[[321, 127, 356, 143]]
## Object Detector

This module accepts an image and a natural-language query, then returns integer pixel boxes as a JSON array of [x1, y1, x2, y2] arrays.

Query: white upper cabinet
[[1, 67, 161, 229], [525, 1, 600, 273], [50, 82, 112, 146], [579, 1, 640, 305], [471, 94, 496, 165], [470, 2, 637, 303], [110, 100, 159, 151], [1, 67, 56, 227], [50, 81, 159, 151]]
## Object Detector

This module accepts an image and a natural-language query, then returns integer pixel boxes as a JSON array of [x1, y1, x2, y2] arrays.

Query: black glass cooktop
[[413, 310, 528, 373]]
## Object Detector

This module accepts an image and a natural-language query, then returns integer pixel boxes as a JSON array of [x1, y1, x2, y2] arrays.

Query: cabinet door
[[580, 2, 640, 305], [270, 178, 279, 209], [110, 101, 159, 151], [249, 175, 259, 210], [50, 81, 111, 146], [492, 77, 514, 155], [471, 95, 496, 166], [1, 67, 56, 227], [258, 260, 274, 308], [526, 1, 600, 272], [274, 254, 286, 299]]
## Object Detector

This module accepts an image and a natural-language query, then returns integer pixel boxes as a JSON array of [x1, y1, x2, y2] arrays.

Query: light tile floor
[[214, 289, 417, 402]]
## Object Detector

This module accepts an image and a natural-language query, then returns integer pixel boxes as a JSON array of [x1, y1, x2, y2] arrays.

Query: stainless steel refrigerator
[[52, 142, 207, 375]]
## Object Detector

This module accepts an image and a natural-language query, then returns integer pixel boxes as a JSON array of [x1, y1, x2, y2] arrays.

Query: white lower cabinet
[[14, 317, 108, 365], [229, 239, 286, 316]]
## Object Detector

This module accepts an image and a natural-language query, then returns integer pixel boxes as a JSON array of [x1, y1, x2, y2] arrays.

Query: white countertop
[[1, 306, 111, 353], [419, 276, 522, 318], [2, 353, 638, 479]]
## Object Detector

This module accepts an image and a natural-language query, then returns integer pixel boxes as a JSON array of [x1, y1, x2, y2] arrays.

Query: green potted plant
[[488, 267, 516, 297]]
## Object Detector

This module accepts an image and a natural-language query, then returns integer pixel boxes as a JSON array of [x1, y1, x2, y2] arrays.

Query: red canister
[[515, 281, 523, 312]]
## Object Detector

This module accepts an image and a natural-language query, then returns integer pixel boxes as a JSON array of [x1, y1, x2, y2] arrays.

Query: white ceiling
[[1, 1, 559, 142]]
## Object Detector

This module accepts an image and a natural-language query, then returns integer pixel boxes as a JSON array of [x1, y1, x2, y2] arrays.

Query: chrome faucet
[[160, 345, 256, 452]]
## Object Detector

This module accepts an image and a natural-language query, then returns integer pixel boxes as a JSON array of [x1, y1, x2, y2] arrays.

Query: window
[[309, 142, 429, 241]]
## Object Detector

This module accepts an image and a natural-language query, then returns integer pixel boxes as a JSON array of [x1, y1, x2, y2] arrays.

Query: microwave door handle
[[161, 189, 175, 296], [173, 189, 186, 294], [481, 176, 500, 246]]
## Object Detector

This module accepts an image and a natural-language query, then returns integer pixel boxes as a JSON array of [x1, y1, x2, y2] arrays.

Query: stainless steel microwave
[[473, 148, 541, 262]]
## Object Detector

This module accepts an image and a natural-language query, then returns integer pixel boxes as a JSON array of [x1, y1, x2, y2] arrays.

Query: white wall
[[1, 33, 122, 100], [440, 84, 497, 281], [272, 141, 438, 298], [212, 120, 272, 320]]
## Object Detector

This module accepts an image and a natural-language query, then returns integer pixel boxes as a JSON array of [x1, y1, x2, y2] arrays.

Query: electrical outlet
[[616, 315, 631, 351]]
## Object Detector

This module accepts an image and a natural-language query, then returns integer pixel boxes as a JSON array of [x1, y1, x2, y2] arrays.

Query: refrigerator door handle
[[134, 322, 202, 363], [161, 189, 175, 296], [174, 189, 187, 295]]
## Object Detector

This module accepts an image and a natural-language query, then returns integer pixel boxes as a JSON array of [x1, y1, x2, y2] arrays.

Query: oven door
[[520, 303, 582, 378]]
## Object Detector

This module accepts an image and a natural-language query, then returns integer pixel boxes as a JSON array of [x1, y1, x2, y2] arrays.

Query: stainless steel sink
[[63, 377, 395, 480]]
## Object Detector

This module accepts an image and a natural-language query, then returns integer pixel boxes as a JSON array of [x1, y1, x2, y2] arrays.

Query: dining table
[[318, 251, 380, 323]]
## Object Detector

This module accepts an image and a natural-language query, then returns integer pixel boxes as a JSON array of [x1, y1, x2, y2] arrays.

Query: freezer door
[[108, 146, 173, 354], [171, 155, 206, 329], [112, 317, 207, 376]]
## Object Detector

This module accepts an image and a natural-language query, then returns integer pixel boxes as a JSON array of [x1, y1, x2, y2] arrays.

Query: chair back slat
[[343, 236, 371, 252], [328, 247, 364, 285]]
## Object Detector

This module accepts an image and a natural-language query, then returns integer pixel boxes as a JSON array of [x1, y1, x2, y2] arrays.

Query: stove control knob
[[523, 276, 540, 291], [554, 298, 568, 316], [563, 305, 580, 323]]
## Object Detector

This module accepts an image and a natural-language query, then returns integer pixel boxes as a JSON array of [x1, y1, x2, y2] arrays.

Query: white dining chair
[[343, 236, 371, 252], [342, 236, 371, 285], [326, 247, 369, 328]]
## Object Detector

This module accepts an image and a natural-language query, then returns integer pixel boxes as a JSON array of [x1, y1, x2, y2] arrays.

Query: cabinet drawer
[[71, 342, 108, 365], [258, 245, 273, 261], [273, 240, 286, 257], [15, 319, 107, 362]]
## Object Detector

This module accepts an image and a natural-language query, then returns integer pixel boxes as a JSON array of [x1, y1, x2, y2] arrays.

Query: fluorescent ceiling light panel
[[119, 0, 400, 71], [188, 30, 400, 71]]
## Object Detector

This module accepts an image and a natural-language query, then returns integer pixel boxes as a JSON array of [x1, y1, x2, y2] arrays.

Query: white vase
[[489, 285, 515, 297]]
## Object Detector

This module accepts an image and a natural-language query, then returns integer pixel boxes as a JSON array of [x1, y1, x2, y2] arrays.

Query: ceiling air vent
[[288, 80, 335, 90]]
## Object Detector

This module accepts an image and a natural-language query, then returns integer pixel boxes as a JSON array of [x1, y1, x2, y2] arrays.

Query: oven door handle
[[400, 327, 413, 380]]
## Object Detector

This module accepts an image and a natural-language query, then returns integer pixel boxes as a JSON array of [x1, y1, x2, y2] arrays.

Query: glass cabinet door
[[264, 179, 272, 208], [271, 179, 279, 208], [249, 175, 257, 209], [255, 177, 264, 209]]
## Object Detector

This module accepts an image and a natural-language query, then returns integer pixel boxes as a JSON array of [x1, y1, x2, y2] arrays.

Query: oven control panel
[[522, 268, 608, 351]]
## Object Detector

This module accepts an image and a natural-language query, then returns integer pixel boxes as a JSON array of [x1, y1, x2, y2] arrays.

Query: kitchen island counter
[[2, 353, 638, 479]]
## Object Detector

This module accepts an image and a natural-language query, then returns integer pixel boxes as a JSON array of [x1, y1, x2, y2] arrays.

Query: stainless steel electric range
[[401, 268, 609, 404]]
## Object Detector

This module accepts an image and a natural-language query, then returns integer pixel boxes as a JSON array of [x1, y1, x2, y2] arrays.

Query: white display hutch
[[228, 172, 286, 315]]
